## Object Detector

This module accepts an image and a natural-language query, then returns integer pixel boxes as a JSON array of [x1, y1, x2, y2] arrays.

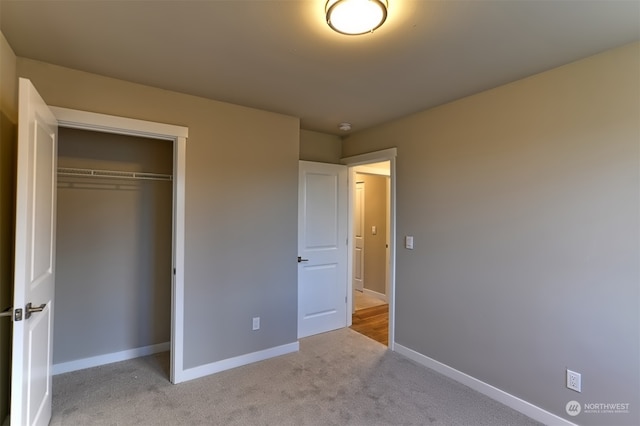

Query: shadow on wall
[[0, 111, 17, 423]]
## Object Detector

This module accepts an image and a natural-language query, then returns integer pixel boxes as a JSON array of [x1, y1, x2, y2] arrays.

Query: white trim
[[363, 288, 387, 302], [394, 344, 577, 426], [385, 177, 391, 299], [50, 107, 188, 140], [341, 148, 397, 166], [346, 170, 356, 328], [171, 137, 187, 384], [179, 342, 299, 383], [343, 148, 397, 350], [51, 106, 188, 384], [52, 342, 170, 375]]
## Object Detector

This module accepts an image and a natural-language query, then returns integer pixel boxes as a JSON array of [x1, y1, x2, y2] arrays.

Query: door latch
[[0, 307, 22, 321]]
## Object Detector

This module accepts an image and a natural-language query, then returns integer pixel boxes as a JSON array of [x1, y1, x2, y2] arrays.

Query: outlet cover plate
[[567, 369, 582, 392]]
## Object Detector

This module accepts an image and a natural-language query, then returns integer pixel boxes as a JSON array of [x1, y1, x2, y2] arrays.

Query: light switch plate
[[405, 236, 414, 249]]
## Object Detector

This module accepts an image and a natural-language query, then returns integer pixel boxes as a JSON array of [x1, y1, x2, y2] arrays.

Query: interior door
[[353, 181, 364, 293], [11, 78, 58, 426], [298, 161, 348, 338]]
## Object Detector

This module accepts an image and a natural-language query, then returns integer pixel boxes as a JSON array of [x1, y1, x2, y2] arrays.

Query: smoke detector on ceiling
[[338, 122, 352, 132]]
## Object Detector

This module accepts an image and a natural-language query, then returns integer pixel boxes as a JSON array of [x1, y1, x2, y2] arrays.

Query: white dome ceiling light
[[338, 122, 352, 132], [326, 0, 388, 35]]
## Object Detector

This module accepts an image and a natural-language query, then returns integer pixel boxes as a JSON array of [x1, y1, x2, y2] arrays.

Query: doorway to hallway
[[297, 148, 397, 348], [347, 159, 392, 347]]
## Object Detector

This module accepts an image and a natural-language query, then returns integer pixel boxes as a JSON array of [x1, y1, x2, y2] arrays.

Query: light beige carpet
[[51, 329, 541, 425]]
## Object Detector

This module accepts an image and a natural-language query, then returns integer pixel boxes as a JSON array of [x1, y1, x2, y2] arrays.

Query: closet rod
[[57, 167, 172, 182]]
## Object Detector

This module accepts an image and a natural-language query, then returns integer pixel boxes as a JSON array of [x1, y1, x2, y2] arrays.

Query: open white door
[[11, 78, 58, 426], [298, 161, 348, 338]]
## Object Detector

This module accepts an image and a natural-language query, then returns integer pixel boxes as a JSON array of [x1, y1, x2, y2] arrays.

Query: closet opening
[[53, 127, 174, 380], [49, 106, 187, 383]]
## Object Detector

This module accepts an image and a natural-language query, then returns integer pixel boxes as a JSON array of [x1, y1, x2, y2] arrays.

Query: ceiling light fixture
[[338, 122, 352, 131], [326, 0, 388, 35]]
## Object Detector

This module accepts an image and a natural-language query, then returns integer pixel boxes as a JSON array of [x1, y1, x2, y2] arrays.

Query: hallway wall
[[357, 173, 387, 296]]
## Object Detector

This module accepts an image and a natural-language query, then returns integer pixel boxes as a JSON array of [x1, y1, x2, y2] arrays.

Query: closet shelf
[[58, 167, 172, 181]]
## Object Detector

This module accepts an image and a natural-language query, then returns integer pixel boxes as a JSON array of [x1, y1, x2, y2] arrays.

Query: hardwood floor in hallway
[[350, 304, 389, 346]]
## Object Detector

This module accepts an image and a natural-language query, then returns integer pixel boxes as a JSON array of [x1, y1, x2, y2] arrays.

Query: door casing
[[342, 148, 397, 349], [353, 181, 365, 293], [50, 107, 188, 383]]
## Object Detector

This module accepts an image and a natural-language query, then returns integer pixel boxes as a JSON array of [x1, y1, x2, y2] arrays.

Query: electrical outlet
[[252, 317, 260, 331], [567, 369, 581, 392]]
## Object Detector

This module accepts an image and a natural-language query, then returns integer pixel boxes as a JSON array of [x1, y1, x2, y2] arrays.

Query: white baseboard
[[53, 342, 170, 375], [177, 341, 299, 383], [394, 343, 576, 426], [363, 288, 387, 302]]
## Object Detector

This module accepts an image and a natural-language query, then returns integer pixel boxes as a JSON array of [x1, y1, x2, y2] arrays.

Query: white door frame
[[353, 180, 365, 293], [49, 107, 188, 384], [342, 148, 397, 349]]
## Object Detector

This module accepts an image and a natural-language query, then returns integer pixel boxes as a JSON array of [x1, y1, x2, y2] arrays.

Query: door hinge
[[173, 268, 176, 275]]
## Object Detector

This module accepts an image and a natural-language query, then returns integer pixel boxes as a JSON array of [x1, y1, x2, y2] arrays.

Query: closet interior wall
[[54, 128, 173, 367]]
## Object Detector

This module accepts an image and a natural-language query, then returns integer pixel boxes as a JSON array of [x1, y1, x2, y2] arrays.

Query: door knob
[[0, 307, 12, 318], [25, 302, 46, 319]]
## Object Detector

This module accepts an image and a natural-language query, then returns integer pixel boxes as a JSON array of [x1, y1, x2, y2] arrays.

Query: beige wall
[[343, 42, 640, 425], [0, 34, 17, 123], [0, 30, 17, 423], [356, 173, 387, 295], [299, 129, 342, 164], [17, 57, 300, 370]]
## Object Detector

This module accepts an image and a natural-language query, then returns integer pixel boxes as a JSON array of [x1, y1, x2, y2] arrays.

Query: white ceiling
[[1, 0, 638, 135]]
